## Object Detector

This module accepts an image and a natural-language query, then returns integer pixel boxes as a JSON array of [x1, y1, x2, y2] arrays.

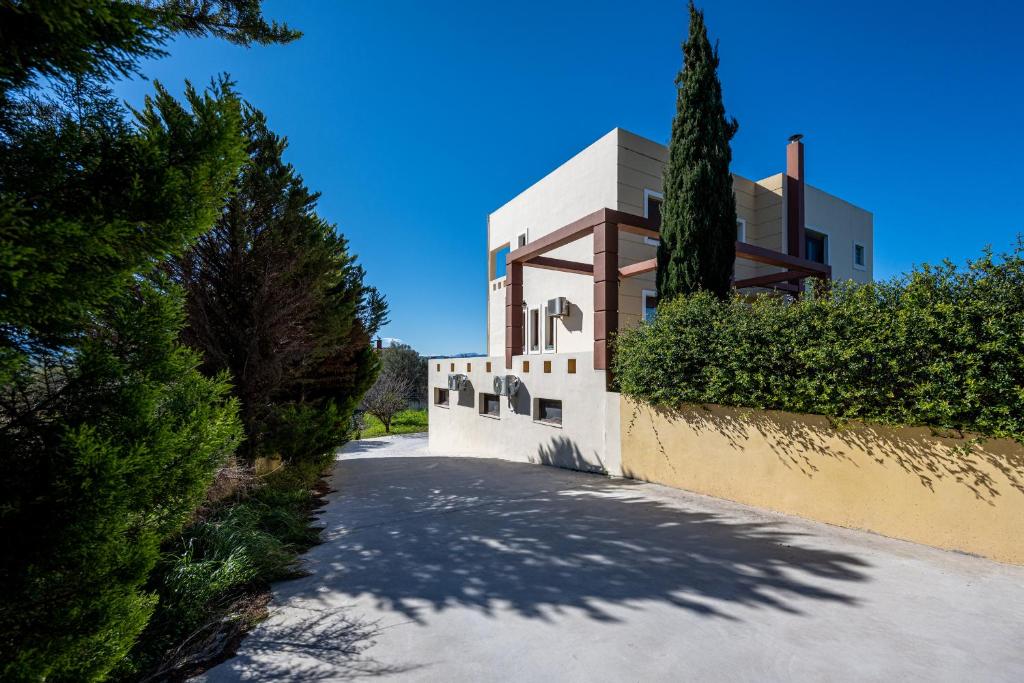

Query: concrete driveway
[[201, 434, 1024, 682]]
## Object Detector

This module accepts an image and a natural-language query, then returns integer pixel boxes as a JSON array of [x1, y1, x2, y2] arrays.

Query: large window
[[535, 398, 563, 426], [492, 245, 511, 279], [805, 229, 829, 264], [480, 393, 500, 417], [642, 289, 658, 322]]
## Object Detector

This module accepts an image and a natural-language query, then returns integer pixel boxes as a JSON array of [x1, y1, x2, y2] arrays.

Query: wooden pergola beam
[[524, 256, 594, 275], [734, 269, 810, 289], [618, 258, 657, 279], [735, 240, 829, 274], [507, 209, 606, 264]]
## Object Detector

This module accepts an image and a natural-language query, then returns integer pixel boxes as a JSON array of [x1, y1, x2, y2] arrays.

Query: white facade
[[432, 127, 875, 474]]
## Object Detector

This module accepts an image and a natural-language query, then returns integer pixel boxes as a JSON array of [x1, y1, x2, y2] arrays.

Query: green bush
[[0, 283, 242, 682], [118, 459, 326, 680], [613, 241, 1024, 443]]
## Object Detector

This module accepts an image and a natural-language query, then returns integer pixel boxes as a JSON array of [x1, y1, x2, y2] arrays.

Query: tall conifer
[[657, 2, 739, 300]]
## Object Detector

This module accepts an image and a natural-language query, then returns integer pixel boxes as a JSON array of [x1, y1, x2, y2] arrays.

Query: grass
[[117, 457, 331, 681], [359, 409, 428, 438]]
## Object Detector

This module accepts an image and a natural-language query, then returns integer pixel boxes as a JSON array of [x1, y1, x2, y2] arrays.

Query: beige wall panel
[[621, 400, 1024, 565]]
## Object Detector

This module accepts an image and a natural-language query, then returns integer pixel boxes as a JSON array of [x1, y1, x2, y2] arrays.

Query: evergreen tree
[[0, 2, 296, 679], [657, 1, 739, 300], [170, 105, 389, 464]]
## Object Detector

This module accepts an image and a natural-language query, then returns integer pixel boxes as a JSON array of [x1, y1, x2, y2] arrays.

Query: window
[[853, 241, 867, 270], [536, 398, 562, 426], [737, 218, 747, 243], [805, 228, 829, 265], [480, 393, 500, 417], [516, 230, 528, 248], [492, 244, 511, 279], [642, 289, 658, 322], [643, 189, 663, 246], [528, 307, 540, 352], [543, 304, 555, 351], [434, 388, 449, 407]]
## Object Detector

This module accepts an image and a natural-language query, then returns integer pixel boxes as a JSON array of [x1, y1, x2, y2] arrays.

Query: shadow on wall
[[642, 404, 1024, 503], [456, 382, 475, 409], [292, 456, 869, 632], [534, 434, 605, 474]]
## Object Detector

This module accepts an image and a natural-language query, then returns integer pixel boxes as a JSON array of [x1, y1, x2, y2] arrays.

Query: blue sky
[[113, 0, 1024, 356]]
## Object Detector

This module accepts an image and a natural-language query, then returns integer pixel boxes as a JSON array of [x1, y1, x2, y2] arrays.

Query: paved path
[[201, 434, 1024, 682]]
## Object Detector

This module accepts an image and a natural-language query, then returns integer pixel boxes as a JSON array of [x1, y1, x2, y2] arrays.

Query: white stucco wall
[[428, 353, 621, 476]]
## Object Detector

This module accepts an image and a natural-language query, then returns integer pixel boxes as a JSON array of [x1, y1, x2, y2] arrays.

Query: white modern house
[[429, 128, 873, 475]]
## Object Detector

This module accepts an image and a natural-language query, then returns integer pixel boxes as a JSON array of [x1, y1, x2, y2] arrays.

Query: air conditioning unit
[[546, 296, 569, 317], [447, 374, 467, 391], [493, 374, 521, 397]]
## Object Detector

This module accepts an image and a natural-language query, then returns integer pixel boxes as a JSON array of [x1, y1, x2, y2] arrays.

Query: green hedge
[[613, 241, 1024, 443]]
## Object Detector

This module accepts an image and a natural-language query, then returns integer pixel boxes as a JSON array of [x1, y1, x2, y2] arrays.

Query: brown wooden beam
[[593, 221, 618, 371], [523, 256, 594, 275], [504, 261, 523, 369], [618, 258, 657, 279], [508, 209, 606, 264], [735, 240, 829, 275], [734, 269, 811, 289]]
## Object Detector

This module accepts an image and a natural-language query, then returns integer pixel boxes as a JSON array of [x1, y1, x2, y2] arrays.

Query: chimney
[[786, 134, 806, 259], [375, 338, 383, 351]]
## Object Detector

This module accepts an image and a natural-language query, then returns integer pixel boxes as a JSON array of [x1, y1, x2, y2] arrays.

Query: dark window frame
[[535, 398, 563, 426], [480, 392, 500, 418], [435, 387, 450, 407]]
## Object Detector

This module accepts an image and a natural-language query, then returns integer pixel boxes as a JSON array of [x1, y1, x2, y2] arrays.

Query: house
[[428, 128, 873, 474]]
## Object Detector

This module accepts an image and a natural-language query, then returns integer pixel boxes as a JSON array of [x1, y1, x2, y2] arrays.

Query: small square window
[[536, 398, 562, 426], [436, 363, 440, 372], [853, 242, 867, 270], [466, 362, 472, 372], [567, 358, 576, 374], [643, 189, 663, 246], [642, 289, 658, 323], [450, 362, 455, 371], [480, 393, 500, 417], [522, 360, 530, 373], [517, 231, 528, 248], [434, 388, 450, 407], [486, 361, 492, 372], [543, 360, 551, 373]]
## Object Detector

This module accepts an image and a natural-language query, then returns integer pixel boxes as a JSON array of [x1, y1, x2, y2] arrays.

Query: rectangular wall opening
[[535, 398, 562, 426], [434, 388, 450, 407], [480, 393, 500, 418]]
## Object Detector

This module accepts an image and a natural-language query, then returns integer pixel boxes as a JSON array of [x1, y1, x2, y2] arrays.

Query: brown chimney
[[786, 134, 806, 259]]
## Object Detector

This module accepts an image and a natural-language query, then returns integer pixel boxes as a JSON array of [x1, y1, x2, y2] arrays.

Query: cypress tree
[[657, 1, 739, 300], [0, 3, 297, 678]]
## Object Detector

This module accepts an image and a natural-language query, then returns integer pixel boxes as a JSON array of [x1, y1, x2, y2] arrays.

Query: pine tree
[[0, 2, 295, 679], [657, 1, 739, 300], [170, 105, 389, 464]]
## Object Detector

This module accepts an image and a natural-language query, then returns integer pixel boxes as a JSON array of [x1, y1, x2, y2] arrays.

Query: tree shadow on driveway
[[301, 455, 871, 625]]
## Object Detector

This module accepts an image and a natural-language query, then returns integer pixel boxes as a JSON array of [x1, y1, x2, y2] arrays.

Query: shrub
[[0, 283, 242, 682], [118, 459, 326, 680], [613, 240, 1024, 443]]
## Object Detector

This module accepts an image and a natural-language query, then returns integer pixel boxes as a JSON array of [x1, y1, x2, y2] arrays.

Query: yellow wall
[[620, 399, 1024, 565]]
